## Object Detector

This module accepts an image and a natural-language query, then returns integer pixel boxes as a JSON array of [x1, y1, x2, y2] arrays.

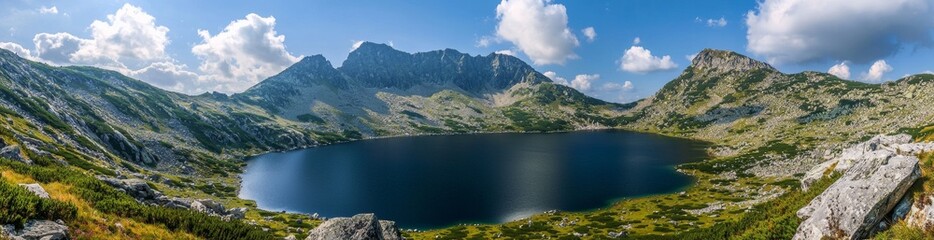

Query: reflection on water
[[239, 130, 708, 229]]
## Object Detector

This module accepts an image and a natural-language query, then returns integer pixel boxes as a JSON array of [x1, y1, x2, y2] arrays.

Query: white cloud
[[703, 17, 727, 27], [828, 62, 851, 79], [861, 60, 893, 82], [582, 27, 596, 42], [31, 32, 86, 65], [543, 71, 568, 85], [495, 49, 516, 56], [73, 4, 171, 69], [632, 37, 641, 45], [601, 81, 634, 91], [19, 4, 201, 94], [192, 13, 300, 92], [351, 40, 365, 51], [619, 46, 678, 73], [129, 61, 198, 91], [746, 0, 934, 64], [570, 74, 598, 91], [495, 0, 579, 65], [0, 42, 35, 59], [39, 6, 58, 15]]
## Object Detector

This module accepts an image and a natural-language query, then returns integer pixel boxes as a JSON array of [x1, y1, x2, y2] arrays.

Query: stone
[[98, 177, 162, 201], [1, 219, 69, 240], [18, 183, 49, 199], [0, 144, 29, 164], [793, 152, 921, 239], [305, 213, 402, 240], [906, 194, 934, 230], [800, 134, 934, 190], [226, 207, 247, 220]]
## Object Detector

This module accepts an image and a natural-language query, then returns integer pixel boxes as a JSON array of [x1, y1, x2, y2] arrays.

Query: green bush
[[0, 176, 77, 228]]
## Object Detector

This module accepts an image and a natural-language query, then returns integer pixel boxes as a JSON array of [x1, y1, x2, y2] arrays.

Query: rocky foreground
[[303, 214, 402, 240], [794, 134, 934, 239]]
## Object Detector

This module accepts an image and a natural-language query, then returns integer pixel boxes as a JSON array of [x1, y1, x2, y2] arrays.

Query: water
[[239, 130, 708, 229]]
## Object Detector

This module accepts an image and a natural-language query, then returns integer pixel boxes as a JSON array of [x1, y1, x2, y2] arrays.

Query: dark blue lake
[[239, 130, 708, 229]]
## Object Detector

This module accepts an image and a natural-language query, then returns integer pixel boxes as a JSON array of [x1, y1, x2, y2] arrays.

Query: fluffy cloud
[[12, 4, 202, 94], [495, 0, 579, 65], [828, 62, 851, 79], [192, 13, 299, 92], [72, 4, 171, 69], [698, 17, 727, 27], [129, 62, 198, 91], [861, 60, 893, 82], [601, 81, 634, 91], [32, 32, 86, 65], [495, 49, 516, 56], [619, 46, 678, 73], [0, 42, 35, 59], [746, 0, 934, 64], [582, 27, 596, 42], [543, 71, 568, 85], [39, 6, 58, 15], [569, 74, 598, 91], [632, 37, 641, 45]]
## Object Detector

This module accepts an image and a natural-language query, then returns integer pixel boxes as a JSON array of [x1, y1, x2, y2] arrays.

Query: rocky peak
[[691, 49, 775, 73], [292, 55, 334, 71]]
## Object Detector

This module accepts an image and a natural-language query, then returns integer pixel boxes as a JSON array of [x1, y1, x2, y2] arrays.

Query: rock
[[793, 151, 921, 240], [1, 219, 69, 240], [98, 177, 162, 201], [284, 234, 297, 240], [801, 134, 933, 190], [227, 207, 247, 220], [18, 183, 49, 199], [305, 213, 402, 240], [0, 144, 29, 164], [906, 194, 934, 230]]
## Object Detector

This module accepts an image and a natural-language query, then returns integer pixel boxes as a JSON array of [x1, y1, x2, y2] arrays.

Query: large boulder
[[18, 183, 49, 199], [794, 152, 921, 239], [98, 177, 163, 201], [801, 134, 934, 190], [1, 219, 69, 240], [905, 194, 934, 230], [305, 214, 402, 240]]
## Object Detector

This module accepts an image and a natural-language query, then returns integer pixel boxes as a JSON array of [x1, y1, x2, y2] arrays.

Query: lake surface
[[239, 130, 708, 229]]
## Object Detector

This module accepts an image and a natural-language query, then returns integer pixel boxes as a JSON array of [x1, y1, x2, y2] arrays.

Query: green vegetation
[[0, 174, 77, 228], [0, 158, 276, 240]]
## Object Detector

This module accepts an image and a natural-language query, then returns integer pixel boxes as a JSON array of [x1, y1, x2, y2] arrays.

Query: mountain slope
[[626, 49, 934, 177]]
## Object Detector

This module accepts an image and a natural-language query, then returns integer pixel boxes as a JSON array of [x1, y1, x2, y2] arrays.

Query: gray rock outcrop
[[18, 183, 49, 199], [305, 213, 402, 240], [1, 220, 69, 240], [793, 135, 924, 240], [801, 134, 934, 190]]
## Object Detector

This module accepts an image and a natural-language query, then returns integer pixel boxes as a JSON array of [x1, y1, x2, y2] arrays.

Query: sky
[[1, 0, 933, 103]]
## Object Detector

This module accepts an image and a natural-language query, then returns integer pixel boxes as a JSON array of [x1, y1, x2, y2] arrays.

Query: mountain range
[[1, 42, 933, 239]]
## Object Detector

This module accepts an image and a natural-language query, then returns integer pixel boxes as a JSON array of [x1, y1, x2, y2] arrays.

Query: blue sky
[[1, 0, 933, 103]]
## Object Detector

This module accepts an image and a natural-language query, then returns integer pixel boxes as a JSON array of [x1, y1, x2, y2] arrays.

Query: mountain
[[234, 42, 627, 136], [625, 49, 934, 177], [0, 43, 626, 176]]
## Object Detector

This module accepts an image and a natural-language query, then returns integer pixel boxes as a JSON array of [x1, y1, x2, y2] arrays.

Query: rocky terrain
[[304, 214, 402, 240]]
